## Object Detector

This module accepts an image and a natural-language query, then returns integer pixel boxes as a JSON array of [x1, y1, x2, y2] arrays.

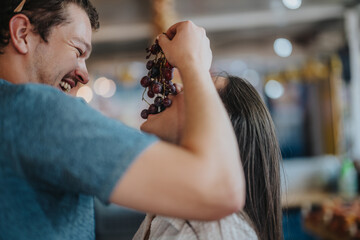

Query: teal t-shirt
[[0, 79, 158, 239]]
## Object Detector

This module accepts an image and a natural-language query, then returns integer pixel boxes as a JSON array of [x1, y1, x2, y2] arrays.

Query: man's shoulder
[[0, 79, 61, 97], [0, 79, 84, 108], [0, 79, 90, 126]]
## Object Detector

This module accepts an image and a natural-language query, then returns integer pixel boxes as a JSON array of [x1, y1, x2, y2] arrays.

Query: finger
[[157, 33, 171, 52], [157, 33, 177, 68], [164, 21, 183, 40], [164, 20, 194, 40]]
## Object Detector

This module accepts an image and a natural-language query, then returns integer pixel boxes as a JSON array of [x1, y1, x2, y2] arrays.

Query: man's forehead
[[65, 4, 93, 54]]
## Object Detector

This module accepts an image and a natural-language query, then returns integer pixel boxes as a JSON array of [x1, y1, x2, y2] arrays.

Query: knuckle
[[196, 27, 206, 36], [183, 20, 192, 25]]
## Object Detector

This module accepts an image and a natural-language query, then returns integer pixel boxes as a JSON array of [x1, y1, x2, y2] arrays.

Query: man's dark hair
[[0, 0, 99, 53]]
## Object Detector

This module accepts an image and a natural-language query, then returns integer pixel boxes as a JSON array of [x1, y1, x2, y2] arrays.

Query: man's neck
[[0, 48, 30, 84]]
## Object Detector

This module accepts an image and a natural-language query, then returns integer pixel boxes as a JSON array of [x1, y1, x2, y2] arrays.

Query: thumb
[[157, 33, 171, 57], [157, 34, 176, 67]]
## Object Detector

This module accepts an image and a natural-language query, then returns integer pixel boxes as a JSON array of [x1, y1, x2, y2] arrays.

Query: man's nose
[[75, 61, 89, 85]]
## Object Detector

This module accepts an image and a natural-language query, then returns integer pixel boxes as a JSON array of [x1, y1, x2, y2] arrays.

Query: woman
[[137, 75, 283, 240]]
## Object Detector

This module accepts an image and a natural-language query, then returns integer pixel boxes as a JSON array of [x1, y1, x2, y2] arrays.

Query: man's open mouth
[[59, 79, 75, 92]]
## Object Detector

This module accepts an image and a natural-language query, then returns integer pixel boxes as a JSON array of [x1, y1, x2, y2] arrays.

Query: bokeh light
[[282, 0, 302, 10], [265, 80, 284, 99], [76, 86, 94, 103], [274, 38, 293, 57], [93, 77, 117, 98]]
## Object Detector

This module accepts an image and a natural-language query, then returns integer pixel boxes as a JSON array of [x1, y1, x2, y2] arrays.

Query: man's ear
[[9, 14, 33, 54]]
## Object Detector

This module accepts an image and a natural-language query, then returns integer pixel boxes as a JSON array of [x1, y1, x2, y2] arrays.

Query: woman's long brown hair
[[218, 75, 282, 240]]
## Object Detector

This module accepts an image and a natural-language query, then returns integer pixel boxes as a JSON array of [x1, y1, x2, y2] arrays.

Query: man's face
[[31, 4, 92, 95]]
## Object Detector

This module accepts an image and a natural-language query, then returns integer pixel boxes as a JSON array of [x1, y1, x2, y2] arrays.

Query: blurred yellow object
[[151, 0, 178, 36], [14, 0, 26, 13]]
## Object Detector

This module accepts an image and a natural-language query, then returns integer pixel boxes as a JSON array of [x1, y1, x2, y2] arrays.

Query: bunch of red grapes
[[140, 40, 176, 119]]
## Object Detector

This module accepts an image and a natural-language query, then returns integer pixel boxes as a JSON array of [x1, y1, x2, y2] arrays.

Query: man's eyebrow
[[73, 36, 92, 56]]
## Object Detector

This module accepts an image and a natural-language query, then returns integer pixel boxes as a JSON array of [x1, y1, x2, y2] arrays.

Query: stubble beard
[[33, 43, 59, 87]]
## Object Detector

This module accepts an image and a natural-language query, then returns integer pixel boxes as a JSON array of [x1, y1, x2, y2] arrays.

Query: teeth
[[60, 80, 72, 92]]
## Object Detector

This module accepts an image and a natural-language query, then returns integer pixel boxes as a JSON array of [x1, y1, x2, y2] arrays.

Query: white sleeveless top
[[133, 212, 258, 240]]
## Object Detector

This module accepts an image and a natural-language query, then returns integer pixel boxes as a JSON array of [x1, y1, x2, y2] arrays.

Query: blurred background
[[76, 0, 360, 239]]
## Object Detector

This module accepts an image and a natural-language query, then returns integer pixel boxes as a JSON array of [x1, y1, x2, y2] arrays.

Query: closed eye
[[76, 48, 84, 57]]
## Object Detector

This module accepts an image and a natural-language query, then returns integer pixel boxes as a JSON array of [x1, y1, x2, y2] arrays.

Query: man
[[0, 0, 245, 239]]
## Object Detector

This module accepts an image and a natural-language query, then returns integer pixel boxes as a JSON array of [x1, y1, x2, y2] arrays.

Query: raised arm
[[109, 21, 245, 220]]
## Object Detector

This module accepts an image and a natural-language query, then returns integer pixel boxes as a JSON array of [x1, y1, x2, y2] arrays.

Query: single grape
[[152, 82, 162, 94], [140, 76, 151, 87], [146, 60, 154, 70], [163, 97, 172, 107], [150, 67, 160, 78], [154, 96, 163, 107], [163, 68, 173, 81], [147, 90, 155, 98], [169, 84, 176, 94], [148, 104, 158, 114], [141, 109, 149, 119]]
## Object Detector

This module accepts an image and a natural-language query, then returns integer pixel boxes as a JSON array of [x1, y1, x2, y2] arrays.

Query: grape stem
[[141, 88, 151, 106]]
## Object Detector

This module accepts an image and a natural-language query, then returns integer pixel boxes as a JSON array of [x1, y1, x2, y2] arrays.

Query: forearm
[[111, 141, 242, 220], [180, 67, 234, 155], [179, 65, 245, 208]]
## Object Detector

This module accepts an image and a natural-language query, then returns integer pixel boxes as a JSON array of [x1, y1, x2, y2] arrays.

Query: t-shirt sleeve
[[3, 84, 158, 203]]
